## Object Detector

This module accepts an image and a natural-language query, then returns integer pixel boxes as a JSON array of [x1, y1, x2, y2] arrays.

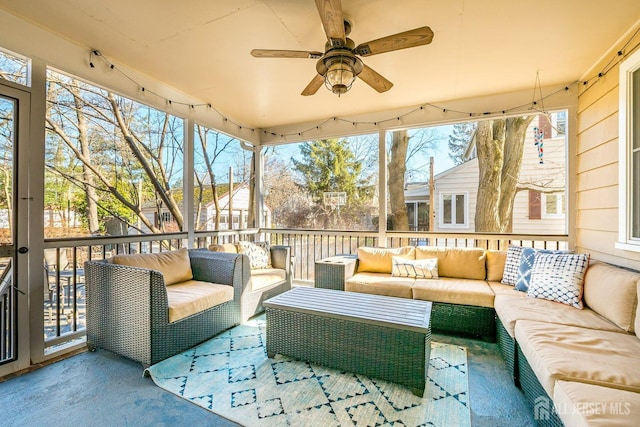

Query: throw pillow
[[501, 245, 524, 285], [514, 248, 571, 292], [527, 252, 590, 309], [237, 241, 270, 269], [391, 256, 438, 279]]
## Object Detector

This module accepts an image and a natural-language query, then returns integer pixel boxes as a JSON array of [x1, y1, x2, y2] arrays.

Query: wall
[[575, 21, 640, 270]]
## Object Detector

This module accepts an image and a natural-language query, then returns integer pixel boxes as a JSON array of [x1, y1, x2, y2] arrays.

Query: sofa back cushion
[[112, 248, 193, 286], [584, 262, 639, 333], [415, 246, 486, 280], [486, 250, 507, 281], [208, 243, 238, 253], [357, 246, 415, 274]]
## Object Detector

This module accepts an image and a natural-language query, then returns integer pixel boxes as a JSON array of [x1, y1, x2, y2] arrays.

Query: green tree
[[293, 139, 366, 204], [448, 122, 477, 165], [292, 139, 372, 228]]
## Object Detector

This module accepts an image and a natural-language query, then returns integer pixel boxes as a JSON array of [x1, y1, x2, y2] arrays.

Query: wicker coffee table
[[264, 286, 432, 396]]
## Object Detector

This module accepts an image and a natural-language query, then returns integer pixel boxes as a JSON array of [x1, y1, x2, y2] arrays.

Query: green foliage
[[292, 138, 368, 206], [448, 122, 477, 165]]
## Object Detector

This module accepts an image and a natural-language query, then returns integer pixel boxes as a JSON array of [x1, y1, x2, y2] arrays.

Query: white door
[[0, 83, 31, 376]]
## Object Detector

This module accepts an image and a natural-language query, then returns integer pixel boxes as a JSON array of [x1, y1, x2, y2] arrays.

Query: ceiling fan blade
[[315, 0, 346, 47], [301, 74, 325, 96], [358, 65, 393, 93], [251, 49, 323, 59], [355, 26, 434, 57]]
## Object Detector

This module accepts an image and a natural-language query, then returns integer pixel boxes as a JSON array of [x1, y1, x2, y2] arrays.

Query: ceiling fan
[[250, 0, 434, 96]]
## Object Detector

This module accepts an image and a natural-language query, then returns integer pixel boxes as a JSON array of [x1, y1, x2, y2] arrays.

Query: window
[[440, 193, 467, 227], [0, 48, 30, 86], [542, 193, 565, 218], [618, 49, 640, 251]]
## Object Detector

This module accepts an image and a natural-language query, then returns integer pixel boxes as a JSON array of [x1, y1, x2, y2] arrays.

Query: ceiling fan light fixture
[[324, 56, 356, 96]]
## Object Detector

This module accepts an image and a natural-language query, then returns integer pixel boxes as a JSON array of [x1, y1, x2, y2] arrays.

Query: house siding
[[433, 114, 567, 234], [575, 22, 640, 270]]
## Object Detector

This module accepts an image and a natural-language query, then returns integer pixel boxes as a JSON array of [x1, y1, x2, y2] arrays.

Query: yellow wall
[[576, 22, 640, 270]]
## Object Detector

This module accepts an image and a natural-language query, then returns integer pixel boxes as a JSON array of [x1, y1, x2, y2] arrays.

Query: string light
[[88, 23, 640, 141]]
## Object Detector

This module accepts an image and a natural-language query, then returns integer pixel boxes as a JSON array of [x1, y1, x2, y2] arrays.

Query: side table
[[314, 254, 357, 290]]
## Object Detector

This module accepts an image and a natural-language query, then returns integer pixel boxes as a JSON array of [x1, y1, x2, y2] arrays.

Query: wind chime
[[533, 127, 544, 164]]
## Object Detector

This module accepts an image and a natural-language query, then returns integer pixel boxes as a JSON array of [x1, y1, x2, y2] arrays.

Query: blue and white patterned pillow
[[514, 248, 571, 292], [501, 245, 524, 285], [391, 256, 438, 279], [527, 253, 590, 309], [237, 241, 270, 269]]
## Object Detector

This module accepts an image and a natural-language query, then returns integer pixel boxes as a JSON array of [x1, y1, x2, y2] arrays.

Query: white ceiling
[[1, 0, 640, 130]]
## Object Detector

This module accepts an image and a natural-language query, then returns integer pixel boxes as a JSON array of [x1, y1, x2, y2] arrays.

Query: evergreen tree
[[292, 138, 366, 205], [448, 122, 477, 164]]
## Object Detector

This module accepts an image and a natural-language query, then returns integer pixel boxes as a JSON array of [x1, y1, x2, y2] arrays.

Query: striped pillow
[[392, 256, 438, 279]]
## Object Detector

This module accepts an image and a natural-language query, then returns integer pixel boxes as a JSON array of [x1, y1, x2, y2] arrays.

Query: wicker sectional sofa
[[333, 245, 506, 339], [327, 245, 640, 426], [493, 260, 640, 426]]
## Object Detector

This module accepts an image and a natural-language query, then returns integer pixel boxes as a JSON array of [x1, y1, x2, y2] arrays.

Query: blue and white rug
[[144, 317, 470, 426]]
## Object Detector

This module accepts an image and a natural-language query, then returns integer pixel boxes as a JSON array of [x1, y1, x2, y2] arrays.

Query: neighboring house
[[405, 113, 567, 234], [139, 183, 271, 233], [203, 184, 271, 231]]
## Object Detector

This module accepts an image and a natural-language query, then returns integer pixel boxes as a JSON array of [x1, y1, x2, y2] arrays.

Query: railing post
[[378, 129, 388, 247]]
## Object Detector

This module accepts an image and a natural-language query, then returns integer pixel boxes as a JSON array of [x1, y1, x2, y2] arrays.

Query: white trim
[[618, 47, 640, 250], [439, 192, 469, 228], [541, 193, 566, 219]]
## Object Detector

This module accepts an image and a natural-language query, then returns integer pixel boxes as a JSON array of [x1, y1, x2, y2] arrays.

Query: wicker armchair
[[85, 250, 249, 366], [241, 244, 292, 322]]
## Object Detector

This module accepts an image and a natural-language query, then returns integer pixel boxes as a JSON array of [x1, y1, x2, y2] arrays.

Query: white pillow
[[237, 241, 270, 269], [392, 256, 438, 279], [501, 245, 524, 285], [527, 252, 590, 309]]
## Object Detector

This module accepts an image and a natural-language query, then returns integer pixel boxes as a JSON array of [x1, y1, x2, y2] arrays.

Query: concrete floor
[[0, 333, 535, 427]]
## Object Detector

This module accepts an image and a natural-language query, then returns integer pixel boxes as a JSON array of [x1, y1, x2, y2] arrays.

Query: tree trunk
[[71, 85, 100, 233], [388, 131, 409, 235], [475, 116, 534, 233]]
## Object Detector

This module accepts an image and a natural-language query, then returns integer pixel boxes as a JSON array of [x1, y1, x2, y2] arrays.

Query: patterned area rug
[[144, 316, 470, 426]]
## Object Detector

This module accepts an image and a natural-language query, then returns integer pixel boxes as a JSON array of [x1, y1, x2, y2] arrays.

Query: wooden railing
[[43, 228, 568, 349]]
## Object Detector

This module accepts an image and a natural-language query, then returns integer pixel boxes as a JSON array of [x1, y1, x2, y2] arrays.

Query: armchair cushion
[[166, 280, 234, 323], [112, 248, 193, 285], [250, 268, 286, 291], [208, 243, 238, 253]]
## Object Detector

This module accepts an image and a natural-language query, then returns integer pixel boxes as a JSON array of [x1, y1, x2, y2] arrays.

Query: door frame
[[0, 82, 32, 376]]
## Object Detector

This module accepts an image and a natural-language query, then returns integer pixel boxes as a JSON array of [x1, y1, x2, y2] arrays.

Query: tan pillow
[[208, 243, 238, 253], [112, 248, 193, 286], [415, 246, 487, 280], [357, 246, 415, 274], [486, 250, 507, 281], [584, 262, 639, 333]]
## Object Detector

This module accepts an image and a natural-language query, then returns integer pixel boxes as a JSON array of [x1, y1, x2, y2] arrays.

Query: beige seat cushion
[[554, 380, 640, 427], [488, 281, 522, 296], [357, 246, 415, 274], [495, 293, 621, 338], [112, 248, 193, 286], [345, 272, 414, 298], [486, 250, 507, 282], [515, 320, 640, 395], [250, 268, 286, 291], [415, 246, 487, 280], [583, 262, 639, 333], [166, 280, 233, 323], [412, 278, 495, 307], [637, 281, 640, 339]]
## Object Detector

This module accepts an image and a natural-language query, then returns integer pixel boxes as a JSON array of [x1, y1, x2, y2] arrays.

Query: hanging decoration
[[534, 126, 544, 164]]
